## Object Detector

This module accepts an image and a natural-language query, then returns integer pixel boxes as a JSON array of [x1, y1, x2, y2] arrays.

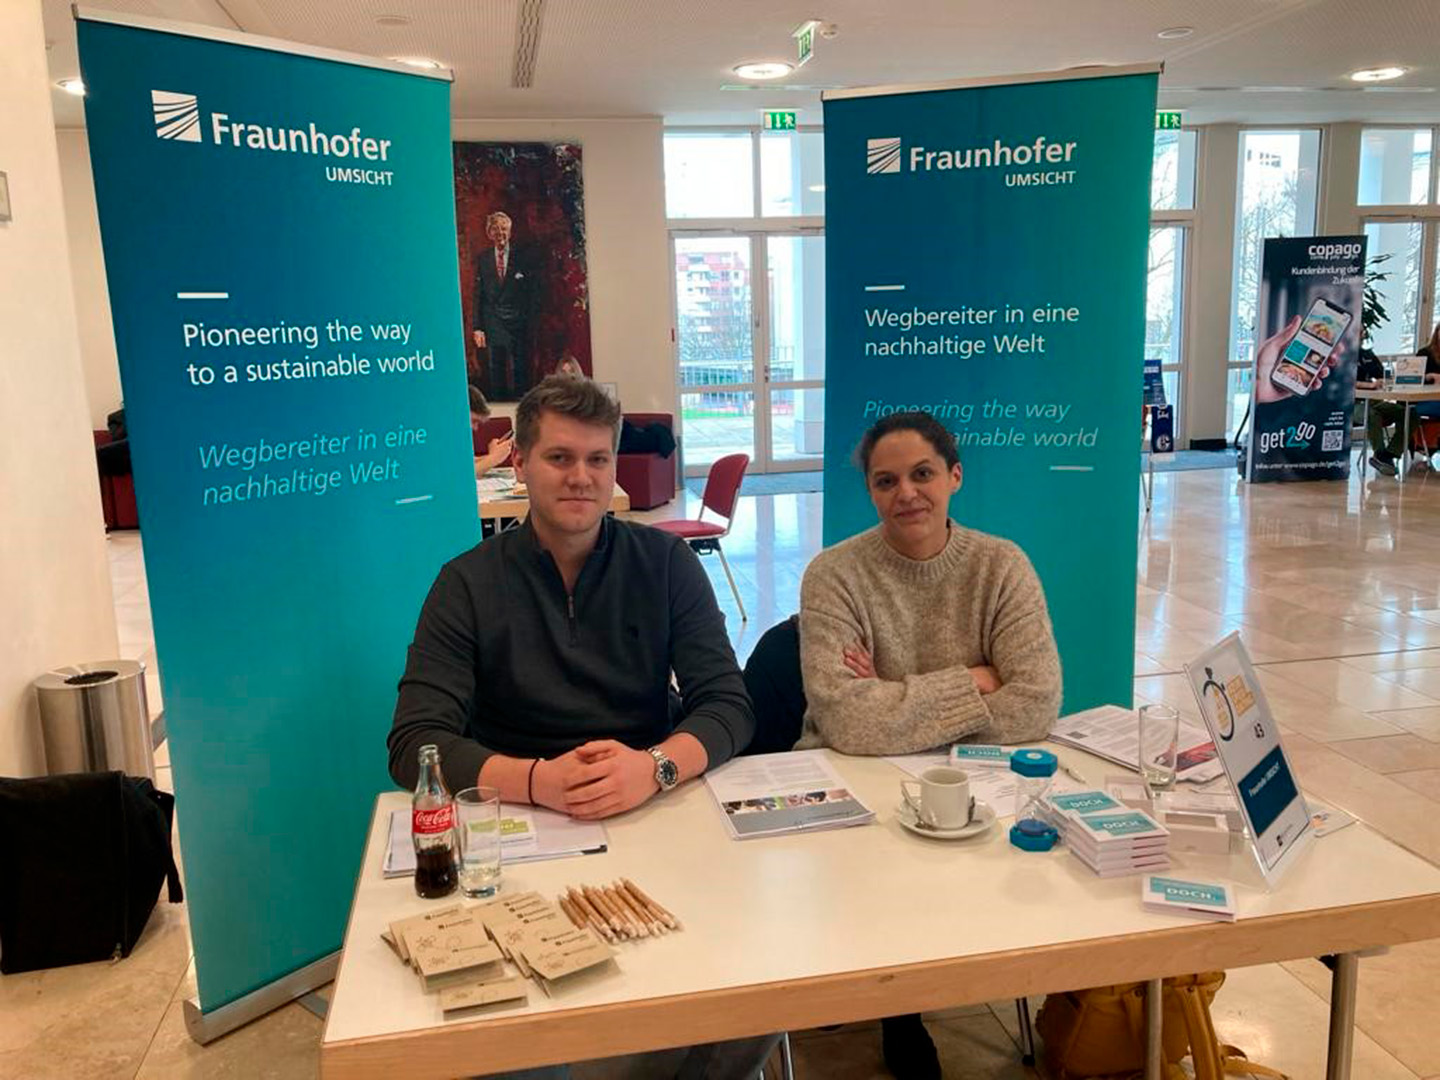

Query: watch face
[[658, 758, 679, 788]]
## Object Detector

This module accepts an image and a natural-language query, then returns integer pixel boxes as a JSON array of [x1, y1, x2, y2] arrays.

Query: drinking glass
[[1383, 358, 1397, 390], [1138, 704, 1180, 791], [454, 786, 502, 897]]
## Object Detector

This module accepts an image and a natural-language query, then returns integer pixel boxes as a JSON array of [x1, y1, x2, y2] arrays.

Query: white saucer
[[897, 799, 997, 840]]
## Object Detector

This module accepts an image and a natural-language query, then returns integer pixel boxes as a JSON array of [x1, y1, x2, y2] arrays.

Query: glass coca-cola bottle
[[412, 744, 458, 899]]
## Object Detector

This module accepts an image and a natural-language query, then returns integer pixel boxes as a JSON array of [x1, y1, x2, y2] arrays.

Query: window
[[1152, 129, 1197, 212], [663, 133, 754, 219], [1227, 130, 1322, 438], [760, 131, 825, 216], [1358, 128, 1434, 206]]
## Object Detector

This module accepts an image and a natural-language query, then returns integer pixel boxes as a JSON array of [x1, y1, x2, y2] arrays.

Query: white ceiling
[[42, 0, 1440, 128]]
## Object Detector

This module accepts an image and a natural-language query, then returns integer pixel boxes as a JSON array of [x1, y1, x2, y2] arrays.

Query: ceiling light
[[1157, 26, 1194, 40], [1350, 66, 1406, 83], [375, 14, 411, 26], [808, 184, 826, 192], [391, 56, 443, 70], [733, 61, 793, 81], [57, 77, 86, 96]]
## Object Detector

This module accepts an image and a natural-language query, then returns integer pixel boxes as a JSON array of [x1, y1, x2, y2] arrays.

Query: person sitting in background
[[469, 385, 514, 475], [1358, 324, 1440, 476], [555, 354, 586, 379], [798, 410, 1062, 1080]]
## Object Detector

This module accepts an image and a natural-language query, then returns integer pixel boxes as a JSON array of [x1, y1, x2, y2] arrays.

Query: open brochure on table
[[704, 750, 875, 839], [1050, 704, 1224, 784], [383, 804, 607, 878]]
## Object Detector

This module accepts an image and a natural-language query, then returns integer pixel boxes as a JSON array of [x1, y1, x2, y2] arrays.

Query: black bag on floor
[[0, 771, 182, 974]]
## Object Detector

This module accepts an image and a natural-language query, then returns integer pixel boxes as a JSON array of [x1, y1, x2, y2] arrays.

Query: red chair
[[653, 454, 749, 620], [472, 417, 514, 466]]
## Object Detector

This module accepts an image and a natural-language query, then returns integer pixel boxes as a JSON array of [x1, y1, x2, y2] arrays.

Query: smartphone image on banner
[[1269, 298, 1353, 397]]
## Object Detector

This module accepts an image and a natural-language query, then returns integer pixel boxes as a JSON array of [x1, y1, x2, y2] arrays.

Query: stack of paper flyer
[[1050, 704, 1223, 784], [1064, 807, 1170, 877], [1141, 875, 1237, 921], [704, 750, 874, 840]]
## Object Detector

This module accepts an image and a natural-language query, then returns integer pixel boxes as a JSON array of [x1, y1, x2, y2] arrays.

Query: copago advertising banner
[[1244, 235, 1366, 482]]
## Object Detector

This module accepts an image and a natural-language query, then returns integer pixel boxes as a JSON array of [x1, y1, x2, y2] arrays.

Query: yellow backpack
[[1035, 972, 1289, 1080]]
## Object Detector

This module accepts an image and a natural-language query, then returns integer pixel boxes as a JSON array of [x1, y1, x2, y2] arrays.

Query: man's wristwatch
[[647, 747, 680, 792]]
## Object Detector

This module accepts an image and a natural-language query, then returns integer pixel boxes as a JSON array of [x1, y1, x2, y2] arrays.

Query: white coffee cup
[[901, 766, 974, 829]]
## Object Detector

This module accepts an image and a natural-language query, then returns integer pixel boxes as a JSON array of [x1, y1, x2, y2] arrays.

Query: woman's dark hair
[[854, 411, 960, 475], [468, 385, 490, 417]]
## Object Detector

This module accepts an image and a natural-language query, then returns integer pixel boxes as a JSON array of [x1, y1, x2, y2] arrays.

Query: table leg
[[1325, 952, 1359, 1080], [1145, 978, 1163, 1080], [1401, 406, 1411, 484], [1360, 399, 1370, 480]]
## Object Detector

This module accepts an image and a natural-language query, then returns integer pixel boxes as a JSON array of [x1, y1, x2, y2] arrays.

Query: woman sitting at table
[[797, 410, 1061, 1080], [470, 385, 514, 475]]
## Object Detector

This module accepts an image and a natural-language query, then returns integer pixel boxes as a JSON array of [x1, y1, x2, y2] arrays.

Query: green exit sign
[[763, 110, 798, 131], [794, 20, 816, 67], [1156, 111, 1183, 130]]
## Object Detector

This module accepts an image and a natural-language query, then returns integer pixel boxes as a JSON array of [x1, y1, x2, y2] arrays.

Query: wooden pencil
[[604, 884, 650, 937], [583, 884, 629, 937], [622, 877, 681, 930], [610, 881, 662, 935], [567, 887, 615, 942], [617, 879, 667, 933]]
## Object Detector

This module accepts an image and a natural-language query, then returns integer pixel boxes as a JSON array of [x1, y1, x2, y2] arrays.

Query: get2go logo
[[1258, 421, 1317, 453]]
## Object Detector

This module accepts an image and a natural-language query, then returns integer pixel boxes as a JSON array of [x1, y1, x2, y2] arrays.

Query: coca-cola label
[[413, 804, 455, 835]]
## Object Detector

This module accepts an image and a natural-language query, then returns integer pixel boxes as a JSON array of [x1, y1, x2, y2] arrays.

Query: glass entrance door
[[673, 232, 827, 476]]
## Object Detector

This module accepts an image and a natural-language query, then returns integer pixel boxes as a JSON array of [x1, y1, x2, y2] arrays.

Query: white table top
[[1354, 383, 1440, 400], [322, 747, 1440, 1072]]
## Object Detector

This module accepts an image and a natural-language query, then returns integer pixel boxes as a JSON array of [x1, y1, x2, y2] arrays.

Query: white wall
[[452, 117, 674, 416], [55, 129, 121, 429], [0, 5, 121, 776]]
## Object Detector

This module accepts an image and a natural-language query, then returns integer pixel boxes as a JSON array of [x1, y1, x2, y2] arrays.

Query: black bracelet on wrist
[[527, 758, 541, 805]]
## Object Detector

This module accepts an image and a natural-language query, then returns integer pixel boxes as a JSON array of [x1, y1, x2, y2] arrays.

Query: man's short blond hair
[[515, 375, 623, 452]]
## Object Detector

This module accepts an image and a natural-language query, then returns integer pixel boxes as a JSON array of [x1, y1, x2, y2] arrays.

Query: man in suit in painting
[[472, 211, 537, 400]]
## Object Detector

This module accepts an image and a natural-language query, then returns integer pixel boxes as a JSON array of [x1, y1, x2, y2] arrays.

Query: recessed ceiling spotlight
[[808, 184, 826, 192], [1157, 26, 1194, 40], [375, 14, 411, 27], [57, 77, 86, 96], [391, 56, 443, 70], [733, 61, 793, 81], [1350, 66, 1407, 83]]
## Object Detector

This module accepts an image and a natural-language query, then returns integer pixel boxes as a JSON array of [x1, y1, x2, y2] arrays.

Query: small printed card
[[518, 925, 616, 994], [949, 744, 1013, 769], [438, 974, 529, 1015], [1142, 875, 1237, 921], [407, 915, 506, 992], [386, 904, 464, 963], [1046, 790, 1125, 818], [1068, 808, 1168, 847]]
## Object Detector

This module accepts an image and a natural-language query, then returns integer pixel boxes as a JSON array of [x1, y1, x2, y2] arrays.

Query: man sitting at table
[[389, 375, 774, 1079], [797, 410, 1062, 1080]]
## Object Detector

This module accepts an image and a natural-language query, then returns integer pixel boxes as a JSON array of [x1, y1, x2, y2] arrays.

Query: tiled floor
[[11, 464, 1440, 1079]]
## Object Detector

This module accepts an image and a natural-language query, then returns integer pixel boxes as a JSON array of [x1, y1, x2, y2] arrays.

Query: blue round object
[[1009, 748, 1058, 777], [1009, 820, 1059, 851]]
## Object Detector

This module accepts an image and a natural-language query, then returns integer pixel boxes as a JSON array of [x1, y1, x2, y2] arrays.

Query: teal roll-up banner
[[77, 13, 479, 1010], [822, 68, 1158, 714]]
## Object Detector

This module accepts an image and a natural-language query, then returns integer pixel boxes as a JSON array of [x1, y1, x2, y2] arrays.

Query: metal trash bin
[[34, 660, 154, 779]]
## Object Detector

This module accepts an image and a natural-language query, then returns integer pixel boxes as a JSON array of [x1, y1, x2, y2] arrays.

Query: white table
[[1353, 384, 1440, 482], [321, 749, 1440, 1079]]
